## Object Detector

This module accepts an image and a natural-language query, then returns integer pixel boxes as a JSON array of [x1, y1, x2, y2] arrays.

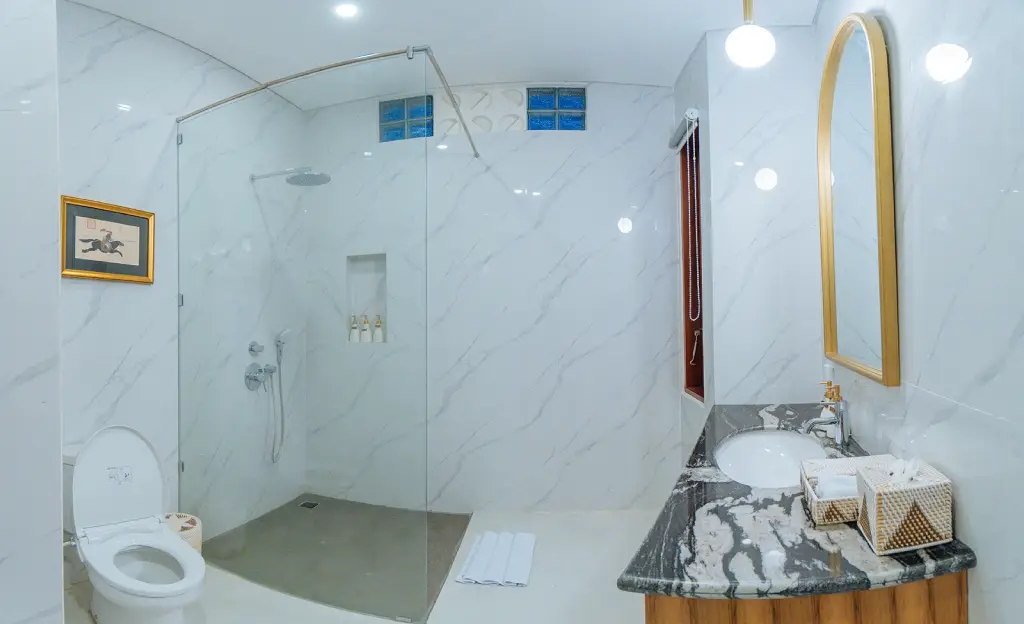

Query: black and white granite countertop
[[617, 404, 977, 599]]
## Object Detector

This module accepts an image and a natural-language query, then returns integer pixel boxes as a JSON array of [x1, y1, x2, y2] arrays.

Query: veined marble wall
[[0, 0, 63, 621], [305, 82, 683, 512], [304, 86, 429, 509], [56, 0, 262, 511], [690, 29, 824, 406], [705, 28, 823, 405], [671, 28, 823, 408], [814, 2, 1024, 622], [178, 91, 308, 539]]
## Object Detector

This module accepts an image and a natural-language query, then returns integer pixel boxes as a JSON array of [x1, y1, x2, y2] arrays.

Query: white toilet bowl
[[72, 426, 205, 624]]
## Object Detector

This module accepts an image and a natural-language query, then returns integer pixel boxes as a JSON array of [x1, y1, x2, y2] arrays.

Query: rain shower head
[[286, 171, 332, 187], [250, 167, 331, 186]]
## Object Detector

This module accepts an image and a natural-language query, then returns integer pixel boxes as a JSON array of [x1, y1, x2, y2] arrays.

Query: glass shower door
[[178, 52, 446, 622]]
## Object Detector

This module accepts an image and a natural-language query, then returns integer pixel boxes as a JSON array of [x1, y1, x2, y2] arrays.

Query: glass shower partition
[[177, 52, 445, 622]]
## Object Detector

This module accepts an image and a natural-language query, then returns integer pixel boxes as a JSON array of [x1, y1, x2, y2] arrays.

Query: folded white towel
[[454, 531, 536, 587], [481, 532, 514, 585], [503, 533, 536, 587], [455, 534, 482, 584], [815, 475, 858, 500]]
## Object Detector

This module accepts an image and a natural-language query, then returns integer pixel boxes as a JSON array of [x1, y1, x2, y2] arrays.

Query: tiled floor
[[64, 509, 656, 624], [203, 494, 470, 622]]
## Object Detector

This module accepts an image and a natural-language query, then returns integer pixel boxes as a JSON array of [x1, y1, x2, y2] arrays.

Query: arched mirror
[[818, 14, 900, 386]]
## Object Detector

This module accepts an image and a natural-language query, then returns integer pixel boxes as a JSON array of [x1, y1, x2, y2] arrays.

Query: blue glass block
[[407, 120, 434, 139], [380, 123, 406, 142], [407, 95, 433, 119], [528, 112, 557, 131], [379, 99, 406, 123], [527, 88, 557, 111], [557, 88, 587, 111], [558, 112, 586, 131]]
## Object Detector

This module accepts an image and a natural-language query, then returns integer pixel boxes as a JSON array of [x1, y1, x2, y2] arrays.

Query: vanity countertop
[[617, 404, 977, 599]]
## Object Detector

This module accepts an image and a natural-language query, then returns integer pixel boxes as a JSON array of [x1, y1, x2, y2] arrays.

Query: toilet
[[70, 426, 205, 624]]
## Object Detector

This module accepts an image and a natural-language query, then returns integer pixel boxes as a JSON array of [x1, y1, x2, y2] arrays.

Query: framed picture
[[61, 196, 155, 284]]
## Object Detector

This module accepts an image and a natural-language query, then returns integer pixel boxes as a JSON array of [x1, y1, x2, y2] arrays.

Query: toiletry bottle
[[360, 315, 371, 343], [348, 316, 359, 343], [372, 315, 385, 343]]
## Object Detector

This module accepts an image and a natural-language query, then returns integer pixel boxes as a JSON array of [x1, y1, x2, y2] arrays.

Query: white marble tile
[[813, 2, 1024, 622], [304, 83, 682, 513], [56, 0, 264, 513], [0, 1, 63, 622], [177, 90, 309, 539], [703, 28, 824, 405], [430, 509, 656, 623]]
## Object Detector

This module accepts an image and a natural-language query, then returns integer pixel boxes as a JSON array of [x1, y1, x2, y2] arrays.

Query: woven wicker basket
[[801, 455, 895, 527], [166, 513, 202, 553], [856, 462, 953, 555]]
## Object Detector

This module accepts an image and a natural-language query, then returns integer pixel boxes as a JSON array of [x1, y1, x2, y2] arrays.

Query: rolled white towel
[[815, 474, 858, 500]]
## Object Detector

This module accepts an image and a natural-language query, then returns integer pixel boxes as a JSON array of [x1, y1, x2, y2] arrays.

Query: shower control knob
[[249, 341, 265, 356]]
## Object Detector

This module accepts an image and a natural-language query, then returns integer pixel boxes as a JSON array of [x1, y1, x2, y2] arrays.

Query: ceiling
[[75, 0, 819, 110]]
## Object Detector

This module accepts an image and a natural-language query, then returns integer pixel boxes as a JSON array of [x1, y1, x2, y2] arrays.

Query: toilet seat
[[72, 426, 205, 604], [79, 525, 205, 598]]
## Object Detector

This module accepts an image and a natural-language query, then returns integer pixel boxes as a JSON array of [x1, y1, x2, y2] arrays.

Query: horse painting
[[79, 229, 125, 257]]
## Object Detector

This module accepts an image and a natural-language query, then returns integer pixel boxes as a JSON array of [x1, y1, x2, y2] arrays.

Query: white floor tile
[[429, 510, 655, 624], [64, 510, 656, 624]]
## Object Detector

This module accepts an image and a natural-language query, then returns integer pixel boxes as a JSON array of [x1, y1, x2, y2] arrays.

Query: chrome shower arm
[[250, 167, 312, 182]]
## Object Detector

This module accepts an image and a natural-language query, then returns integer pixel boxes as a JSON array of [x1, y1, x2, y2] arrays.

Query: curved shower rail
[[176, 45, 480, 158]]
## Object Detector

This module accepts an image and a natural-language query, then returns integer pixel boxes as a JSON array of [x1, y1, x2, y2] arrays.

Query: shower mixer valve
[[245, 362, 277, 391]]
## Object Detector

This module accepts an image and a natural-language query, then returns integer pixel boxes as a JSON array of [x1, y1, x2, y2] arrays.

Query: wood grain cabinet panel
[[645, 572, 968, 624]]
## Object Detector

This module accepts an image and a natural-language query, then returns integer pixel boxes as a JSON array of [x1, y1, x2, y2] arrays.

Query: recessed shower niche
[[347, 253, 387, 343]]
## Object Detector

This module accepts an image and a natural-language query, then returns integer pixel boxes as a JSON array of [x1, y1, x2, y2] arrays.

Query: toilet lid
[[73, 426, 163, 532]]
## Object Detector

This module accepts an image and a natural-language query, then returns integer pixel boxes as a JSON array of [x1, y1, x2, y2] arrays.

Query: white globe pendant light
[[726, 0, 776, 69]]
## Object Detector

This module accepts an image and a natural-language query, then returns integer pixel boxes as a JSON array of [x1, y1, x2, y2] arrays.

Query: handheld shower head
[[275, 329, 293, 348]]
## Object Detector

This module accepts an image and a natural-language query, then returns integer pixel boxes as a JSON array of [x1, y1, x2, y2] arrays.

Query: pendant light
[[725, 0, 776, 69]]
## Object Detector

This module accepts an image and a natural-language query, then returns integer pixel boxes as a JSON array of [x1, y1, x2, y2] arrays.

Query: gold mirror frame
[[818, 13, 900, 386]]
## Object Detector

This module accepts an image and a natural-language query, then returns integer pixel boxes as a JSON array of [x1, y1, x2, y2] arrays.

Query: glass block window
[[379, 95, 434, 142], [527, 87, 586, 131]]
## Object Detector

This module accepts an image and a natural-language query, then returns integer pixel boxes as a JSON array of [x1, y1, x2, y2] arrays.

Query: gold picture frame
[[61, 196, 155, 284], [818, 14, 900, 386]]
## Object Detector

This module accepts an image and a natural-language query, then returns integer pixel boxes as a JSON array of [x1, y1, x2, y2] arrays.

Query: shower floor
[[202, 494, 471, 623]]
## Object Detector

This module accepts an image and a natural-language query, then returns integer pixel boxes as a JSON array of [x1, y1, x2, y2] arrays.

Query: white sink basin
[[715, 430, 827, 488]]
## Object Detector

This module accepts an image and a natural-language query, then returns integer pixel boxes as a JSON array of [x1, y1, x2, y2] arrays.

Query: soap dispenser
[[372, 315, 385, 343], [360, 315, 372, 343], [819, 380, 836, 420], [348, 316, 359, 344]]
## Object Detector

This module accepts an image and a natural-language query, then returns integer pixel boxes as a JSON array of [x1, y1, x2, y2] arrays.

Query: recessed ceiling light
[[734, 161, 745, 167], [117, 103, 132, 112], [436, 144, 448, 150], [19, 100, 31, 105], [363, 151, 372, 157], [334, 4, 359, 18], [531, 191, 541, 197], [513, 189, 525, 195], [618, 217, 633, 234]]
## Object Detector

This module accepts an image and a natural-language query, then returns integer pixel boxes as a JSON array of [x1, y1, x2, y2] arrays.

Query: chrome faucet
[[801, 381, 851, 450]]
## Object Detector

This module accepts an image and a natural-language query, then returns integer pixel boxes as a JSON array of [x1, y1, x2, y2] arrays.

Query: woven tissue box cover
[[801, 455, 895, 527], [856, 462, 953, 556]]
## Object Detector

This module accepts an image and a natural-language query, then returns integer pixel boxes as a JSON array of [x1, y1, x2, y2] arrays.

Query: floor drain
[[299, 501, 319, 509]]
